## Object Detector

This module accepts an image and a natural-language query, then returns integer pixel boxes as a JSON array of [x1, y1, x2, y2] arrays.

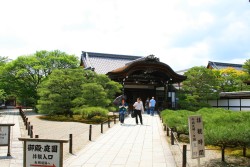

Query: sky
[[0, 0, 250, 71]]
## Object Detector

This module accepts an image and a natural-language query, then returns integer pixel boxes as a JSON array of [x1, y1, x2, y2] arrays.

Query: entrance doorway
[[124, 88, 155, 112]]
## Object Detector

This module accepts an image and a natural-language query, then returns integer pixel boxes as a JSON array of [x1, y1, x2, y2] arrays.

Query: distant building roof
[[80, 51, 142, 74], [207, 61, 243, 70], [219, 91, 250, 99]]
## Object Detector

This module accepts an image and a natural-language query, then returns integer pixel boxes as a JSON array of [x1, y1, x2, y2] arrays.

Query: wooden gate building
[[80, 51, 187, 111]]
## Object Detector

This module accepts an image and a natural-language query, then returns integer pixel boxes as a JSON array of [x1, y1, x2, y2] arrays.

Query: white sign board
[[0, 126, 8, 145], [188, 115, 205, 159], [26, 141, 60, 167]]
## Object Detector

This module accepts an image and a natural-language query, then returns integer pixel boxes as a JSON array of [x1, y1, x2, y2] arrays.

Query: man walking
[[149, 96, 156, 116]]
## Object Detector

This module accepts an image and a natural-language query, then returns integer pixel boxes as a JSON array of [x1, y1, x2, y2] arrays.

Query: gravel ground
[[22, 110, 118, 160]]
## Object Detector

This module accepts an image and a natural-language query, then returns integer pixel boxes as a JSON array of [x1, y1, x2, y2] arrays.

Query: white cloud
[[0, 0, 249, 70]]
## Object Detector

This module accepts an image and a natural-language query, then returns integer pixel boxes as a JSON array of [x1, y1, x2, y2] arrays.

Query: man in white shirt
[[133, 97, 144, 125]]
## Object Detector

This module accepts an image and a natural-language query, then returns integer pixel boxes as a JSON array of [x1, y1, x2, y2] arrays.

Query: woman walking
[[119, 99, 128, 125], [133, 97, 144, 125]]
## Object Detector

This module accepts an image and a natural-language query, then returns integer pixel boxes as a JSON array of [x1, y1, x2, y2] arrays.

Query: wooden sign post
[[0, 123, 15, 156], [188, 115, 205, 167], [19, 138, 68, 167]]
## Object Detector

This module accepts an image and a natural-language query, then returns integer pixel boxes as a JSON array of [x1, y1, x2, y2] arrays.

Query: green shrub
[[161, 109, 194, 134], [76, 107, 109, 119], [161, 108, 250, 148], [91, 115, 106, 123]]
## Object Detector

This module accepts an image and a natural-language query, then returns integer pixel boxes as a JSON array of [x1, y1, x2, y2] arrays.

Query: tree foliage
[[37, 68, 122, 117], [0, 56, 8, 66], [0, 50, 79, 106], [0, 89, 6, 102], [179, 66, 220, 110], [179, 65, 250, 111], [243, 59, 250, 74], [0, 56, 8, 102], [215, 67, 249, 92]]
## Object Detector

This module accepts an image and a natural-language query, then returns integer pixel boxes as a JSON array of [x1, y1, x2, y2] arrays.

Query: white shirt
[[133, 101, 144, 111]]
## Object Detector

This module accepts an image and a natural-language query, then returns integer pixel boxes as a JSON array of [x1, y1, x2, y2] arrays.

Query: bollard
[[25, 118, 28, 130], [35, 135, 39, 138], [182, 145, 187, 167], [167, 127, 169, 136], [30, 125, 33, 138], [108, 117, 110, 128], [101, 123, 103, 133], [222, 146, 225, 162], [164, 124, 166, 131], [243, 146, 246, 157], [24, 117, 28, 130], [22, 114, 25, 122], [69, 134, 73, 154], [89, 125, 92, 141], [28, 122, 31, 135], [171, 128, 174, 145]]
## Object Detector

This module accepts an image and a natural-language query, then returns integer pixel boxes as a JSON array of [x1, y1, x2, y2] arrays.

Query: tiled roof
[[207, 61, 243, 71], [220, 91, 250, 98], [81, 51, 142, 74]]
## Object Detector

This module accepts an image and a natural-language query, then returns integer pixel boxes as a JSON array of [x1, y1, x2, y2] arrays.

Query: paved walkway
[[64, 114, 176, 167], [0, 109, 176, 167]]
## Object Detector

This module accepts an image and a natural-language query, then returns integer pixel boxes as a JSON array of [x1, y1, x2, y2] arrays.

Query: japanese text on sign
[[26, 141, 60, 167], [188, 116, 205, 159], [0, 126, 8, 145]]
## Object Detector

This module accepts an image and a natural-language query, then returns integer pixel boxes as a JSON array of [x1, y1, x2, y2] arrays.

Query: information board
[[0, 123, 15, 156], [26, 141, 60, 167], [0, 126, 8, 145], [188, 115, 205, 159], [19, 138, 68, 167]]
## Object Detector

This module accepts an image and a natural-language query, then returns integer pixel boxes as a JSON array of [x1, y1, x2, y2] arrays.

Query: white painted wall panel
[[229, 99, 240, 106], [241, 99, 250, 106], [218, 100, 228, 106]]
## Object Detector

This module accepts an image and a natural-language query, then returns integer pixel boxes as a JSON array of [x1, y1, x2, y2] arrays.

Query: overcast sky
[[0, 0, 249, 71]]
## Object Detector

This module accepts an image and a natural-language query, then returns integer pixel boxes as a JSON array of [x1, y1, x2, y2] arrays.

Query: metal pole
[[182, 145, 187, 167], [89, 125, 92, 141], [28, 122, 30, 135], [25, 118, 28, 129], [108, 117, 110, 128], [101, 123, 103, 133], [30, 125, 33, 138], [171, 128, 174, 145], [7, 126, 11, 156], [167, 127, 169, 136], [69, 134, 73, 154]]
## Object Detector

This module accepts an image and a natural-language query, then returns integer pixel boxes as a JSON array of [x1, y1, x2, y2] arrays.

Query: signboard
[[0, 126, 9, 145], [19, 138, 68, 167], [188, 115, 205, 159], [26, 141, 60, 167], [0, 123, 15, 156]]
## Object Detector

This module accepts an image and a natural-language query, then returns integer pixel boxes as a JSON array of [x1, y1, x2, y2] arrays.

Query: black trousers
[[134, 109, 143, 124]]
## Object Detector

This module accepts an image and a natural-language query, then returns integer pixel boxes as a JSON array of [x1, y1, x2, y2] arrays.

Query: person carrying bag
[[133, 97, 144, 125]]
